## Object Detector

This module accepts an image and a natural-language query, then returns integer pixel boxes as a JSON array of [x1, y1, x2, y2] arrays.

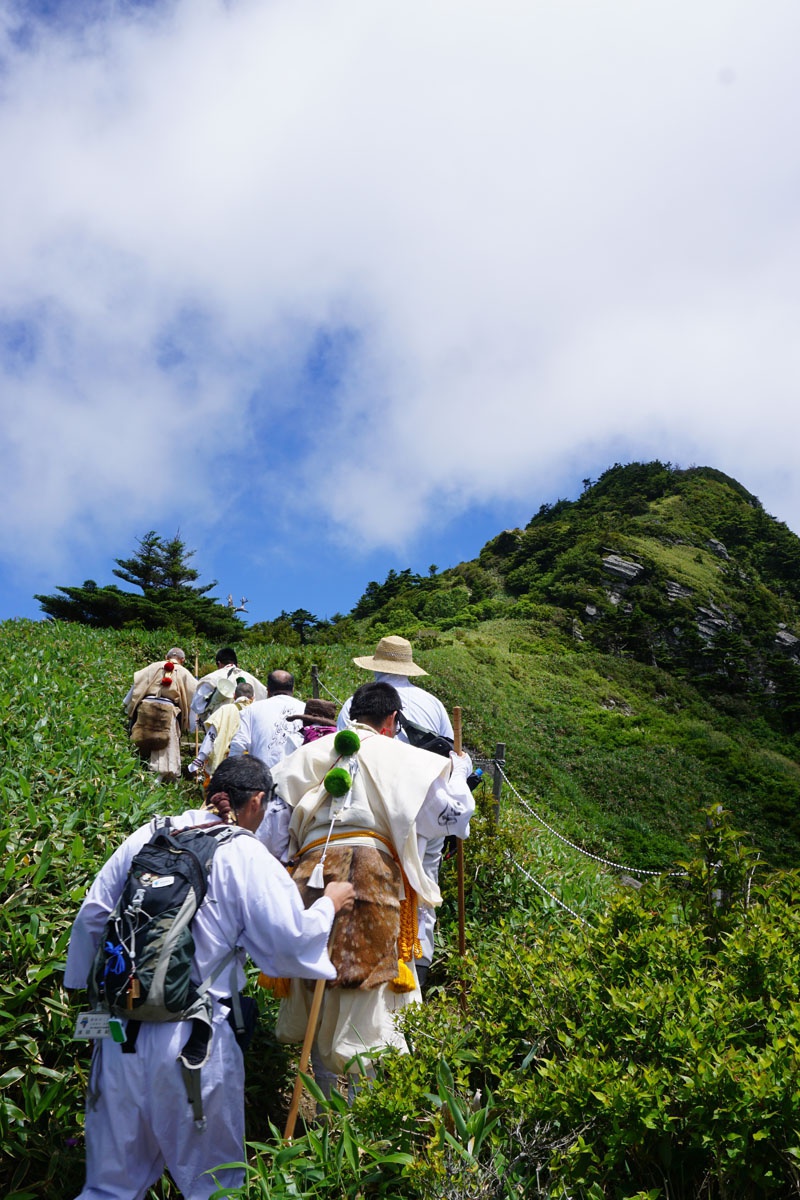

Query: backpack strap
[[177, 950, 243, 1132], [121, 1020, 141, 1054], [397, 713, 454, 758], [178, 1016, 214, 1130]]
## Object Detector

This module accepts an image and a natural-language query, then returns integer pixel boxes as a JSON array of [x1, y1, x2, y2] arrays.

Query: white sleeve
[[197, 727, 217, 760], [436, 702, 454, 739], [336, 697, 352, 731], [228, 706, 251, 756], [415, 753, 475, 842], [257, 796, 292, 863]]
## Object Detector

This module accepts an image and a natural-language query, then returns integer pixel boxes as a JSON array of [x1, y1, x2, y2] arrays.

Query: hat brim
[[287, 712, 337, 724], [352, 654, 428, 676]]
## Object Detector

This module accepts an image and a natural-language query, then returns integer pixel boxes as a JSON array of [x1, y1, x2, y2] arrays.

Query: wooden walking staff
[[283, 977, 326, 1142], [194, 646, 200, 756], [453, 706, 467, 1011]]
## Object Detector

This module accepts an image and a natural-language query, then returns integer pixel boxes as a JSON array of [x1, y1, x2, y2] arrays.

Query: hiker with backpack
[[190, 646, 267, 730], [337, 635, 454, 743], [283, 697, 339, 756], [64, 755, 354, 1200], [337, 635, 455, 989], [187, 679, 255, 785], [124, 647, 197, 782]]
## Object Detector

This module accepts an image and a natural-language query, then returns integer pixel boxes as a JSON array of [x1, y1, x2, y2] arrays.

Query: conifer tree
[[35, 532, 239, 639]]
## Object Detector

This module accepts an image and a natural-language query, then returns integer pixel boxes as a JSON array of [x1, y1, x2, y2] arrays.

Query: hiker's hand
[[449, 749, 472, 778], [324, 881, 355, 913]]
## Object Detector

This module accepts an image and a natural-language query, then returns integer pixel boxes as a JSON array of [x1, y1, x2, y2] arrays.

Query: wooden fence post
[[311, 665, 319, 699], [492, 742, 505, 825]]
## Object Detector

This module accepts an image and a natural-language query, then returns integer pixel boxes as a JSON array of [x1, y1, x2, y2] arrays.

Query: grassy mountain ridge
[[270, 461, 800, 867], [303, 464, 800, 735]]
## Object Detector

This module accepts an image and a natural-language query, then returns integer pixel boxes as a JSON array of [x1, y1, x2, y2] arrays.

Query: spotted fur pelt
[[293, 845, 402, 989]]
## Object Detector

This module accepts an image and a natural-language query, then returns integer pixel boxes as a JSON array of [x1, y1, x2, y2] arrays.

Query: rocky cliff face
[[481, 462, 800, 731]]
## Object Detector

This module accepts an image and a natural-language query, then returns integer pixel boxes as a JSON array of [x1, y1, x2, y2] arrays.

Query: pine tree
[[35, 533, 240, 639], [111, 531, 216, 596], [112, 531, 165, 593]]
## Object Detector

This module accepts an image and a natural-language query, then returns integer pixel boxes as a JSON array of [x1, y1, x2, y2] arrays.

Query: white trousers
[[75, 1017, 245, 1200]]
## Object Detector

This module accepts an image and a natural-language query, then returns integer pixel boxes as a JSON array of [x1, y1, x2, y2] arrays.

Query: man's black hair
[[207, 755, 272, 810], [215, 647, 238, 665], [349, 681, 402, 727]]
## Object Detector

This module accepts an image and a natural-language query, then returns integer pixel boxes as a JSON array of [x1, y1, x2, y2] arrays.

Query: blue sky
[[2, 0, 800, 627]]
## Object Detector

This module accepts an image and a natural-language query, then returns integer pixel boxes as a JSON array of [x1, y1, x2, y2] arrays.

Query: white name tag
[[73, 1011, 111, 1039], [73, 1013, 127, 1043]]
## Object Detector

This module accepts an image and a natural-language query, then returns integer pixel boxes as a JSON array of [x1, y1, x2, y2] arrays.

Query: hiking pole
[[453, 706, 467, 1012], [283, 977, 326, 1142]]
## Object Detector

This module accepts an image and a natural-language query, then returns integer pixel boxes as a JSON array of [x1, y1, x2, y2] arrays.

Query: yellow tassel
[[258, 972, 291, 998], [389, 958, 417, 994], [397, 877, 422, 963]]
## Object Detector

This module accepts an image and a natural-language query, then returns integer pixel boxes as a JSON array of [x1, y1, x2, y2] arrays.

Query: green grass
[[3, 617, 800, 1197], [624, 534, 727, 596]]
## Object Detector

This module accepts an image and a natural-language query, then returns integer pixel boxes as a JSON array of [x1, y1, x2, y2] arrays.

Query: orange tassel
[[258, 972, 291, 998]]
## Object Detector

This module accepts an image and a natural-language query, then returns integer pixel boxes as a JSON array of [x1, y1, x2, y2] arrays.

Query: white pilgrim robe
[[228, 693, 306, 767], [65, 808, 337, 1200], [124, 660, 197, 780], [337, 675, 454, 968], [267, 726, 473, 1074]]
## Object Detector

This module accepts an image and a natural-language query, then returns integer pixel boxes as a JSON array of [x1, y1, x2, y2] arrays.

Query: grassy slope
[[414, 621, 800, 869], [1, 601, 797, 1194]]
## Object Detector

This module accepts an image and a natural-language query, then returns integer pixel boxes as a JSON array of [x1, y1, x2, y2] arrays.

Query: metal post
[[492, 742, 505, 825], [311, 665, 319, 699]]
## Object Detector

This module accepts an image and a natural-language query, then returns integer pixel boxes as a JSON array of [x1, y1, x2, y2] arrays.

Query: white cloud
[[1, 0, 800, 578]]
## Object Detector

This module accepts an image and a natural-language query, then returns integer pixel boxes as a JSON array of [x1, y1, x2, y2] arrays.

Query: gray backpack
[[89, 818, 247, 1128]]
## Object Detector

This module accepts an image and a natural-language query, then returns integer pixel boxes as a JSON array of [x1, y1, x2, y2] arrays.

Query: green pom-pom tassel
[[334, 729, 361, 756], [324, 767, 352, 797]]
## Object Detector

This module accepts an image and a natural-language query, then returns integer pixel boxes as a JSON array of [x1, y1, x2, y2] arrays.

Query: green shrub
[[347, 815, 800, 1198]]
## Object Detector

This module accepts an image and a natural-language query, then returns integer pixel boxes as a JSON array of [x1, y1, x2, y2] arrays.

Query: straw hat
[[287, 698, 338, 725], [352, 635, 428, 677]]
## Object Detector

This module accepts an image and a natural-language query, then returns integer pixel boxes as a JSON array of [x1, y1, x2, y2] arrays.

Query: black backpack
[[397, 713, 454, 758], [398, 713, 483, 820], [89, 819, 242, 1022]]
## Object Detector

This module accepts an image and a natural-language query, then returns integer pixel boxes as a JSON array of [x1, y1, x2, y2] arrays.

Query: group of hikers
[[65, 635, 475, 1199]]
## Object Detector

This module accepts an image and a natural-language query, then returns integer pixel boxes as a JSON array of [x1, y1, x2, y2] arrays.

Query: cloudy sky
[[2, 0, 799, 626]]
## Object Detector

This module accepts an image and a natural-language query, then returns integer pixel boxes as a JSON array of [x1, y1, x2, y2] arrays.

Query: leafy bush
[[345, 813, 800, 1198]]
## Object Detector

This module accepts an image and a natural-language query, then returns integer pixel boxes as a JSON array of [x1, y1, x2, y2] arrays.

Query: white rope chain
[[315, 677, 344, 705], [498, 766, 686, 878], [506, 852, 591, 925]]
